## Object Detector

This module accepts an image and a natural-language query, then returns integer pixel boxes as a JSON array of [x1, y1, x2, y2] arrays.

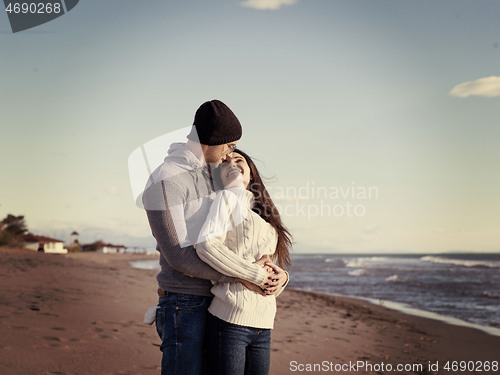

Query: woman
[[195, 149, 292, 375]]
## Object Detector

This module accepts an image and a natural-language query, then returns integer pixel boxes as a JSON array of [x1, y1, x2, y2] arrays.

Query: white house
[[97, 243, 127, 254], [24, 234, 68, 254]]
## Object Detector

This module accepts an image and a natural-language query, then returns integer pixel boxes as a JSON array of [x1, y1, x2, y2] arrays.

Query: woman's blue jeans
[[155, 293, 212, 375], [206, 313, 271, 375]]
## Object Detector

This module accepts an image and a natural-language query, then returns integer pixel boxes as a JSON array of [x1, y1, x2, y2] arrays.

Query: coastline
[[272, 289, 500, 375], [1, 247, 499, 375], [129, 256, 500, 337], [289, 289, 500, 338]]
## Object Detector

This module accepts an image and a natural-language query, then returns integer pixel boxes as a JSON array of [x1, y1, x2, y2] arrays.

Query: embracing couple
[[142, 100, 292, 375]]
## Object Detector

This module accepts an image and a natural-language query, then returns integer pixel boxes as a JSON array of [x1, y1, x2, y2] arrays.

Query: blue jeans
[[155, 293, 212, 375], [206, 313, 271, 375]]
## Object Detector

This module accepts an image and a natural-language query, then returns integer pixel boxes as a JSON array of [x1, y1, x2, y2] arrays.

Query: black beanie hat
[[187, 100, 242, 145]]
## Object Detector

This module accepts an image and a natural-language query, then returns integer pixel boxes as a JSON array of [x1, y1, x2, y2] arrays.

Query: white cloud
[[241, 0, 297, 10], [449, 76, 500, 98]]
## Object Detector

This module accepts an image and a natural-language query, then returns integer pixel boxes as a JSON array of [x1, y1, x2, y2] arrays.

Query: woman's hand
[[254, 254, 272, 266], [262, 262, 288, 295], [236, 254, 288, 295], [254, 255, 280, 293]]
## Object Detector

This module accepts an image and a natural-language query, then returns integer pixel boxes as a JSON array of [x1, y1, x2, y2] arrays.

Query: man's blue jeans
[[205, 313, 271, 375], [155, 293, 212, 375]]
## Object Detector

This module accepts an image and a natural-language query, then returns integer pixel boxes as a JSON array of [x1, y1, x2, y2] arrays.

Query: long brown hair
[[233, 149, 292, 268]]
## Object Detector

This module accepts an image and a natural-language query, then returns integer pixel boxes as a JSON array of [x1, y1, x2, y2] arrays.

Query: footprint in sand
[[43, 336, 61, 341], [40, 312, 60, 317], [42, 336, 63, 347], [12, 326, 29, 330], [334, 337, 349, 342]]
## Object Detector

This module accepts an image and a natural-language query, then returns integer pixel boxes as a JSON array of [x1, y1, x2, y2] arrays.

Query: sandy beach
[[0, 247, 498, 375]]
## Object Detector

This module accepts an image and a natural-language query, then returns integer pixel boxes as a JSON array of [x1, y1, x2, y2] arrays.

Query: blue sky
[[1, 0, 499, 253]]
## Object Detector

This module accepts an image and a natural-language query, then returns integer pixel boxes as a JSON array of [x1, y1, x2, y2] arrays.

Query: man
[[142, 100, 286, 375]]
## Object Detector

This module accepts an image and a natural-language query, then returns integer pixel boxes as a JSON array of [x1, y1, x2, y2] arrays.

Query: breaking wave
[[348, 269, 367, 277], [421, 256, 500, 268], [385, 275, 403, 282]]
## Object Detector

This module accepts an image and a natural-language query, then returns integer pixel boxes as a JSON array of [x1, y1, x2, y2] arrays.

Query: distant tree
[[81, 240, 105, 252], [0, 214, 28, 246], [2, 214, 27, 235]]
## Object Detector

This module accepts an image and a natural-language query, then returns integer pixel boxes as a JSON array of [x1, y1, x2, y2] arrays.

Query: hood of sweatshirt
[[164, 142, 203, 171], [143, 142, 210, 194]]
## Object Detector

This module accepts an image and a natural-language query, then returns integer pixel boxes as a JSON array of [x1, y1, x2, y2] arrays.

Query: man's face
[[204, 142, 237, 165]]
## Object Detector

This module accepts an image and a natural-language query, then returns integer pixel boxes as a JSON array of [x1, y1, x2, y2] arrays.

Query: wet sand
[[1, 247, 498, 374]]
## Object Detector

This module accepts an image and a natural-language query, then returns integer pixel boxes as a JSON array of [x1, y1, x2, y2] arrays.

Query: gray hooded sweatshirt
[[143, 143, 233, 296]]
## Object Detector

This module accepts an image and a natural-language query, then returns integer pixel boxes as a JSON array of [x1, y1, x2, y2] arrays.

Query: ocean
[[130, 252, 500, 336]]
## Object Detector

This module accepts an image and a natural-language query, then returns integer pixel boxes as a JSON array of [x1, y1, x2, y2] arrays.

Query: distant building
[[97, 243, 127, 254], [24, 234, 68, 254], [127, 246, 149, 254], [70, 231, 79, 244]]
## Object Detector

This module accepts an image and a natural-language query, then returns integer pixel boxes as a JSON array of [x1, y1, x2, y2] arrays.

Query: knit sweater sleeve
[[143, 179, 234, 283], [195, 189, 268, 285], [196, 237, 268, 285]]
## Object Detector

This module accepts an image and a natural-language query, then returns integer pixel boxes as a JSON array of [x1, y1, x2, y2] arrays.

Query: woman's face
[[220, 152, 251, 189]]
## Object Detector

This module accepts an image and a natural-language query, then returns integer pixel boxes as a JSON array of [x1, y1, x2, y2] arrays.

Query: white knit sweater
[[196, 188, 279, 329]]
